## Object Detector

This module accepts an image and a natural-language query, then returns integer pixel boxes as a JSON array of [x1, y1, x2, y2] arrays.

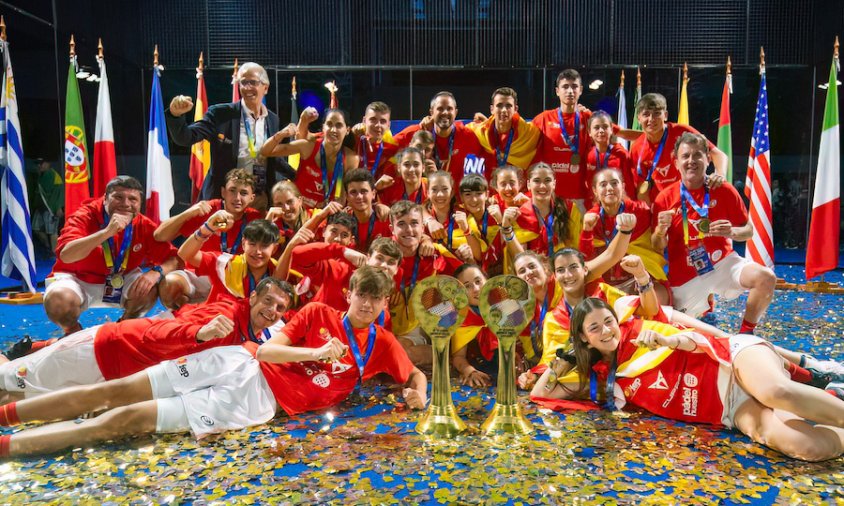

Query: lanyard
[[362, 138, 384, 177], [403, 186, 423, 204], [636, 128, 669, 180], [557, 108, 580, 156], [493, 125, 515, 167], [479, 209, 489, 238], [680, 184, 709, 246], [401, 254, 421, 302], [247, 325, 272, 344], [342, 315, 377, 386], [590, 359, 617, 411], [357, 211, 377, 249], [529, 289, 550, 357], [246, 270, 269, 294], [446, 214, 456, 250], [102, 209, 133, 274], [595, 147, 611, 169], [320, 143, 344, 202], [533, 204, 555, 257], [432, 127, 456, 169], [242, 107, 258, 158], [599, 202, 625, 246], [220, 217, 247, 254]]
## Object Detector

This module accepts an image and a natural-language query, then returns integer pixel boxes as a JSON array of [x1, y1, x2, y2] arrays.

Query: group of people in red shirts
[[0, 65, 842, 462]]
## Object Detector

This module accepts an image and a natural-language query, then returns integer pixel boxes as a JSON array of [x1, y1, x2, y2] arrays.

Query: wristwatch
[[151, 265, 165, 284]]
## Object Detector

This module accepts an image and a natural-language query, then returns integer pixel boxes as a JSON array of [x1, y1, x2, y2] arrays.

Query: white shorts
[[45, 269, 145, 310], [672, 252, 751, 317], [146, 346, 277, 437], [168, 269, 212, 303], [0, 326, 104, 396], [719, 334, 785, 429], [398, 326, 429, 346]]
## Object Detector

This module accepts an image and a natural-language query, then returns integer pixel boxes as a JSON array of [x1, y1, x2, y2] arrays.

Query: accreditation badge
[[102, 274, 124, 304], [687, 246, 714, 276]]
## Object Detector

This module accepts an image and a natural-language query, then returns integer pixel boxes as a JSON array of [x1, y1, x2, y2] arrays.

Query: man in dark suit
[[165, 62, 296, 210]]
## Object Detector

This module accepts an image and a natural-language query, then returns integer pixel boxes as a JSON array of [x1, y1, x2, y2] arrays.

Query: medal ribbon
[[589, 359, 617, 411], [242, 107, 258, 158], [533, 204, 555, 257], [400, 254, 421, 302], [446, 214, 456, 250], [102, 209, 133, 275], [529, 290, 550, 359], [636, 127, 669, 181], [403, 186, 423, 204], [320, 144, 344, 202], [599, 202, 625, 246], [480, 209, 489, 238], [680, 184, 710, 246], [343, 315, 377, 387], [595, 147, 611, 169], [362, 137, 384, 177], [357, 211, 377, 250], [557, 108, 580, 157], [493, 125, 515, 167], [247, 325, 272, 344], [432, 127, 455, 170], [220, 217, 248, 254], [246, 270, 270, 294]]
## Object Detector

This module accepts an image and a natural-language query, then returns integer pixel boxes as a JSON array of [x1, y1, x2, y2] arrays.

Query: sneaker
[[809, 359, 844, 377], [825, 381, 844, 400], [807, 365, 844, 389], [2, 336, 32, 361]]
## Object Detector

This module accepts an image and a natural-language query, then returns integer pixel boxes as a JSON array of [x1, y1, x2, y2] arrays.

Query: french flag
[[145, 62, 173, 224], [93, 50, 117, 196]]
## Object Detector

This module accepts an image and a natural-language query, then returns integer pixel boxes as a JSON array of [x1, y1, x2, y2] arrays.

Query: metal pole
[[52, 0, 63, 165], [805, 66, 817, 250]]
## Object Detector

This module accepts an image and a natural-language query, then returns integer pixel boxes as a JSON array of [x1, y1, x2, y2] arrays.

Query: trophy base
[[481, 402, 533, 435], [416, 404, 467, 438]]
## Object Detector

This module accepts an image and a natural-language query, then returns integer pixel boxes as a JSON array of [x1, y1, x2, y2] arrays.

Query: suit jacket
[[165, 101, 295, 200]]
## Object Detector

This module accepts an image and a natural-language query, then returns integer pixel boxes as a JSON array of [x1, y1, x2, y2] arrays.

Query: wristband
[[194, 229, 211, 241], [151, 265, 165, 284], [203, 222, 216, 234], [668, 337, 680, 350], [636, 279, 653, 292], [618, 228, 633, 235]]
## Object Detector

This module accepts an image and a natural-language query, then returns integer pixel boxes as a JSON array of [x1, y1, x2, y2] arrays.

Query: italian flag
[[717, 74, 733, 182], [805, 57, 840, 280]]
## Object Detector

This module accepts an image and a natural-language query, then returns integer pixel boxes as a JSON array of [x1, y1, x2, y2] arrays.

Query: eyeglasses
[[239, 79, 263, 88]]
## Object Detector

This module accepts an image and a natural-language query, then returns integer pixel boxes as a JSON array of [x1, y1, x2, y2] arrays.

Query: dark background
[[4, 0, 843, 249]]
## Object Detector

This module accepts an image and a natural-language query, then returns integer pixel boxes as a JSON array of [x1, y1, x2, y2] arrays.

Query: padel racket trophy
[[478, 275, 535, 435], [411, 276, 470, 437]]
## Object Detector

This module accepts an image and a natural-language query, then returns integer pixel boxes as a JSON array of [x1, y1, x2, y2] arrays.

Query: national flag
[[744, 65, 774, 268], [231, 58, 240, 102], [0, 40, 36, 292], [93, 44, 117, 197], [64, 45, 90, 217], [616, 70, 629, 149], [326, 80, 338, 108], [188, 54, 210, 203], [677, 63, 689, 125], [631, 67, 642, 131], [145, 61, 173, 224], [289, 76, 300, 169], [717, 60, 734, 182], [805, 49, 840, 280]]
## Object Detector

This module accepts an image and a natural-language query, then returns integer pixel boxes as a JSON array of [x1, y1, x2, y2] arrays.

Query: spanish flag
[[469, 113, 540, 169]]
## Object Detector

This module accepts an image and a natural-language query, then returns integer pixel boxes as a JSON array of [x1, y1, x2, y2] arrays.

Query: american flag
[[744, 70, 774, 268]]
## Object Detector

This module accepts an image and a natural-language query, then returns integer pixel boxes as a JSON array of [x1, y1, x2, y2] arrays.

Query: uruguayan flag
[[0, 42, 36, 292]]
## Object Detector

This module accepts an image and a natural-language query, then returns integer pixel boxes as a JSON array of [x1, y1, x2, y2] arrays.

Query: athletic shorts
[[719, 334, 785, 429], [168, 269, 212, 304], [398, 326, 430, 346], [45, 269, 144, 311], [0, 326, 103, 396], [672, 253, 751, 317], [146, 346, 277, 437]]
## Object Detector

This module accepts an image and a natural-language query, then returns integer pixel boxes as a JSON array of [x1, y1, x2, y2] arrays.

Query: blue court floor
[[0, 264, 842, 504]]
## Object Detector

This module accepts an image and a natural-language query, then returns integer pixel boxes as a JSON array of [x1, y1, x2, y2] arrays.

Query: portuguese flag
[[64, 57, 90, 217], [717, 73, 733, 183]]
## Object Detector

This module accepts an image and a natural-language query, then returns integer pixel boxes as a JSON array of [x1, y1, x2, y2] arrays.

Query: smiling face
[[399, 152, 423, 188], [494, 169, 521, 205], [273, 189, 303, 225], [554, 253, 587, 297], [580, 307, 621, 357], [490, 93, 517, 128], [675, 141, 710, 190], [322, 111, 348, 146], [637, 107, 667, 140], [589, 116, 613, 147], [593, 169, 623, 208], [345, 181, 374, 213], [430, 95, 458, 132], [460, 188, 487, 217], [323, 223, 353, 246], [528, 166, 555, 204], [249, 284, 290, 332], [555, 78, 582, 108], [346, 289, 388, 327], [457, 266, 486, 306], [363, 108, 391, 141], [391, 209, 424, 254], [104, 186, 142, 217], [514, 255, 548, 292], [428, 174, 453, 211], [239, 69, 269, 111], [242, 240, 277, 269], [221, 181, 255, 216], [367, 251, 400, 279]]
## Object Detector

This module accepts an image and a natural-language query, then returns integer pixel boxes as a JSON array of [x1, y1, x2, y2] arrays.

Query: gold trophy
[[478, 275, 535, 435], [410, 276, 470, 437]]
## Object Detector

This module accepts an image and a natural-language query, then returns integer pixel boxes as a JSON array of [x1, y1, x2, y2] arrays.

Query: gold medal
[[638, 180, 651, 195], [570, 153, 580, 165], [698, 218, 710, 233], [215, 220, 228, 230], [110, 273, 124, 289]]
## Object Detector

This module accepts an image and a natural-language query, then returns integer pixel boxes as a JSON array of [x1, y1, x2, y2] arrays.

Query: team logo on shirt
[[201, 415, 214, 426], [176, 357, 190, 377], [132, 244, 142, 252], [709, 199, 718, 208], [682, 386, 698, 417], [307, 168, 320, 178], [462, 155, 485, 176], [15, 366, 26, 389], [655, 164, 671, 178], [624, 377, 642, 398], [683, 373, 698, 388], [313, 372, 330, 388], [648, 371, 669, 390]]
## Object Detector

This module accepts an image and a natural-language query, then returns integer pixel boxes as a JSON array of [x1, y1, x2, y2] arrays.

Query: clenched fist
[[169, 95, 194, 117]]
